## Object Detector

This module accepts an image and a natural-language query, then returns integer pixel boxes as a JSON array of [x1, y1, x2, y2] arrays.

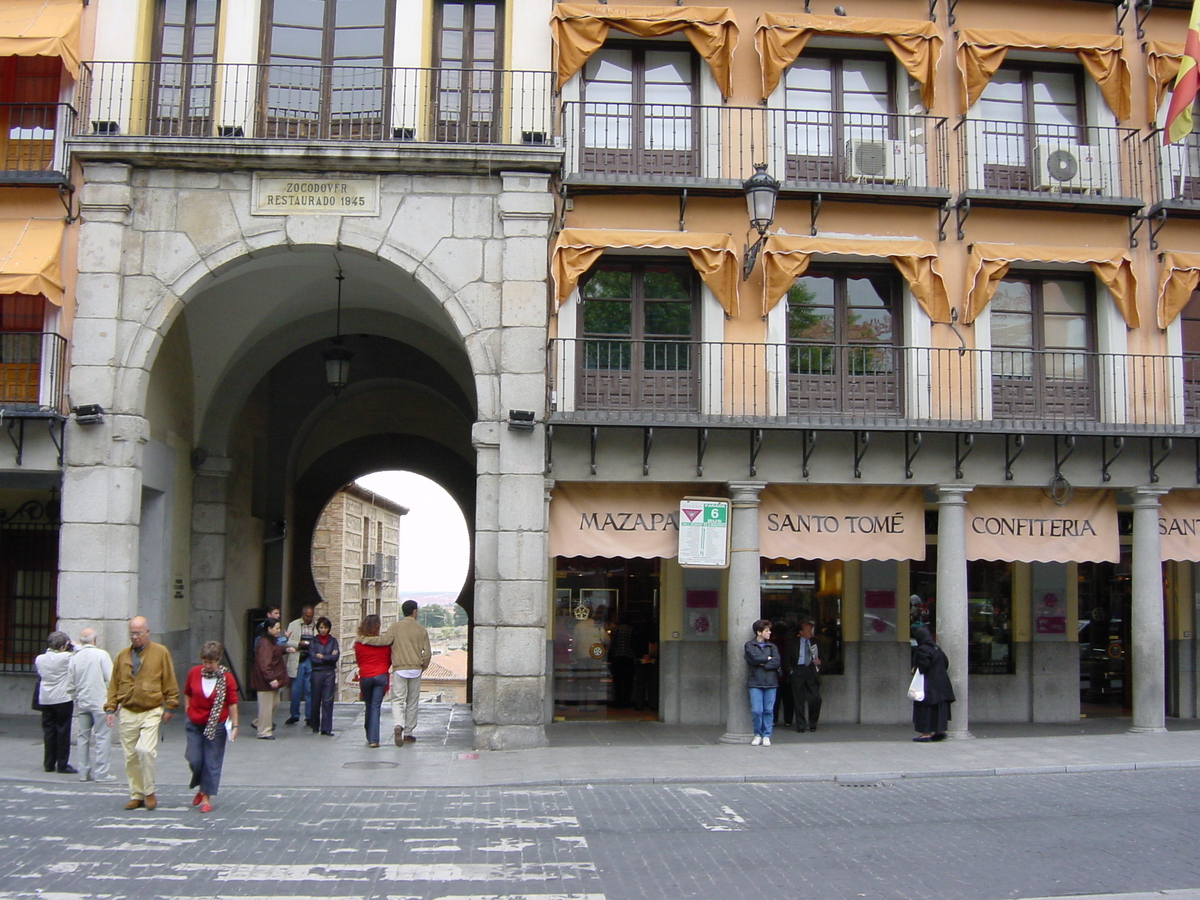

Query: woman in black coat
[[911, 626, 954, 742]]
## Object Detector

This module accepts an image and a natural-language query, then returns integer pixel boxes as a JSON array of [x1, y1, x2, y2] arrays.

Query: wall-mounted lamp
[[322, 268, 353, 395], [507, 409, 536, 432], [741, 162, 780, 280], [71, 404, 105, 425]]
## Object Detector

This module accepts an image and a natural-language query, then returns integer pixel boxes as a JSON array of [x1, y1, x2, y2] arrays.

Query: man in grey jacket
[[68, 628, 115, 782]]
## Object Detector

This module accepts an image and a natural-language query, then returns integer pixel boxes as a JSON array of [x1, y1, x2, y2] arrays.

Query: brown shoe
[[403, 735, 416, 743], [143, 793, 157, 810], [393, 725, 404, 747], [124, 798, 144, 810]]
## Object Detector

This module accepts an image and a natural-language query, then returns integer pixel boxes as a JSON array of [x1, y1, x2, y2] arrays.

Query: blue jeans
[[360, 674, 388, 745], [184, 720, 228, 796], [290, 657, 312, 720], [748, 686, 777, 737]]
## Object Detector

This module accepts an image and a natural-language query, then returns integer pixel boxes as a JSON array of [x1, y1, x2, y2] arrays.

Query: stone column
[[190, 456, 234, 661], [936, 484, 974, 739], [1129, 487, 1169, 734], [58, 163, 143, 654], [720, 481, 766, 744]]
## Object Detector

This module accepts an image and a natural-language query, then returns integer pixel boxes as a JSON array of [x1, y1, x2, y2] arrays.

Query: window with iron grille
[[0, 515, 58, 672], [1180, 289, 1200, 423]]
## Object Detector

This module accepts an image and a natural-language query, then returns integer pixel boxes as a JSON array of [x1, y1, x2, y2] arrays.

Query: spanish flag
[[1165, 0, 1200, 143]]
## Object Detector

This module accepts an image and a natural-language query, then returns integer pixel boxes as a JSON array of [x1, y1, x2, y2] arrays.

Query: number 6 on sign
[[678, 497, 731, 569]]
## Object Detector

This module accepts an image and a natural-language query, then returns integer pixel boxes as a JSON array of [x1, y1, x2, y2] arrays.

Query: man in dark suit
[[790, 619, 822, 732]]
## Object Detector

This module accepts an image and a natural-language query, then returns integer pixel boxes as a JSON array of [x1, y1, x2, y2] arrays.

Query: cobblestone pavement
[[1, 769, 1199, 900]]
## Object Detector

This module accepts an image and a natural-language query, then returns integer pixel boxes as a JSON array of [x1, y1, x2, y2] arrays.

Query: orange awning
[[965, 488, 1119, 563], [552, 228, 741, 316], [550, 3, 739, 99], [1147, 41, 1184, 115], [761, 235, 950, 322], [1156, 251, 1200, 329], [0, 0, 82, 78], [550, 482, 716, 559], [965, 243, 1138, 328], [957, 29, 1130, 121], [755, 12, 942, 108], [759, 485, 926, 561], [1160, 491, 1200, 562], [0, 218, 64, 306]]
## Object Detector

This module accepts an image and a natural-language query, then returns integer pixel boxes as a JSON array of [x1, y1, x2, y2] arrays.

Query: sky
[[354, 471, 471, 594]]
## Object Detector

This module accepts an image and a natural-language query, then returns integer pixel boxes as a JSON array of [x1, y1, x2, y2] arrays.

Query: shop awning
[[0, 218, 64, 306], [755, 12, 941, 108], [759, 485, 926, 561], [965, 243, 1138, 328], [965, 488, 1119, 563], [1160, 490, 1200, 562], [550, 482, 715, 559], [552, 228, 742, 316], [1156, 251, 1200, 329], [551, 3, 739, 99], [1147, 40, 1184, 114], [761, 235, 950, 322], [0, 0, 82, 78], [957, 29, 1131, 121]]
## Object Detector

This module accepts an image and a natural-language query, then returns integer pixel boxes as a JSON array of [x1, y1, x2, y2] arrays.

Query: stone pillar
[[1129, 486, 1169, 734], [719, 481, 766, 744], [58, 163, 143, 655], [190, 456, 234, 661], [936, 484, 974, 739]]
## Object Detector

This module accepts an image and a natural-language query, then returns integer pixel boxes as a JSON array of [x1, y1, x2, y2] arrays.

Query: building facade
[[310, 482, 403, 700], [0, 0, 1197, 746]]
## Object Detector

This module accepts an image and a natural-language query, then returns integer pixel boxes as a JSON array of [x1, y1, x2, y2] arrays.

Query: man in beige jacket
[[359, 600, 431, 746]]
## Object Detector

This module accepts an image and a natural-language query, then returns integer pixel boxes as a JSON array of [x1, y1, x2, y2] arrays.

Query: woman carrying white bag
[[910, 626, 955, 743]]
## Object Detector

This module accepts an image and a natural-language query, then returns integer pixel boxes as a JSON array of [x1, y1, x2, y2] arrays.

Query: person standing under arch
[[359, 600, 431, 746]]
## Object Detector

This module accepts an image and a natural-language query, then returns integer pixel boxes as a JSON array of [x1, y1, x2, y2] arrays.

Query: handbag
[[907, 669, 925, 702], [31, 678, 44, 711]]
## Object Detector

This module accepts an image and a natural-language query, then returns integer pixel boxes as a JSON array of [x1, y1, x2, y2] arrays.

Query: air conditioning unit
[[846, 139, 905, 183], [361, 563, 377, 582], [1033, 143, 1104, 193]]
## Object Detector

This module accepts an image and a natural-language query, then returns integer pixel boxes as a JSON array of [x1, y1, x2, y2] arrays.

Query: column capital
[[1129, 486, 1169, 509], [543, 477, 555, 501], [726, 481, 767, 504], [936, 484, 975, 505]]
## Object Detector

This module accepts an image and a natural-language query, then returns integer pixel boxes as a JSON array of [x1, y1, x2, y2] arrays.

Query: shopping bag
[[907, 669, 925, 702]]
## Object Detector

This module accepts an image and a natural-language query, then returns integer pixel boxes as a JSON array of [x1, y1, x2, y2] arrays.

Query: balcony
[[0, 332, 67, 414], [0, 103, 74, 185], [1147, 130, 1200, 218], [73, 62, 556, 163], [956, 119, 1143, 214], [548, 338, 1199, 435], [561, 103, 950, 205]]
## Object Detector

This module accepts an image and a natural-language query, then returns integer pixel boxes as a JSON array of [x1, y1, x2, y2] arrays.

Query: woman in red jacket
[[183, 641, 238, 813], [354, 615, 391, 748]]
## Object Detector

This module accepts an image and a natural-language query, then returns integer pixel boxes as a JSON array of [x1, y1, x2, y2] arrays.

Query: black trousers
[[311, 667, 337, 732], [790, 667, 822, 728], [41, 701, 73, 770]]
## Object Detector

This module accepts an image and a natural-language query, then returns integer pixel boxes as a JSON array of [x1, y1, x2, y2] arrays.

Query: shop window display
[[759, 558, 843, 676], [911, 548, 1015, 675]]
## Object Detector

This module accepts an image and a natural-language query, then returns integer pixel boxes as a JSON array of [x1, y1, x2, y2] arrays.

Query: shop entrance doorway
[[552, 557, 660, 720], [1078, 549, 1132, 716]]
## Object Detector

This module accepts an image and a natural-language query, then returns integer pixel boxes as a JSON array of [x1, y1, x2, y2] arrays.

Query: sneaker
[[762, 736, 772, 747], [750, 735, 762, 746], [95, 774, 117, 783], [393, 725, 405, 747]]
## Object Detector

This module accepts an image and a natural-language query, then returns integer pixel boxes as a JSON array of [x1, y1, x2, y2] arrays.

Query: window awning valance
[[550, 3, 739, 99], [965, 243, 1138, 328], [957, 29, 1131, 122], [755, 12, 942, 108], [966, 488, 1118, 563], [761, 235, 950, 323], [1161, 490, 1200, 562], [0, 218, 64, 306], [1147, 41, 1184, 114], [0, 0, 82, 78], [1157, 251, 1200, 329], [549, 482, 710, 559], [552, 228, 742, 315], [760, 485, 926, 561]]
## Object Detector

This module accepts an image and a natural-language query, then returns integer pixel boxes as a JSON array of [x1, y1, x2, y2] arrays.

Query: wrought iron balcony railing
[[548, 338, 1200, 434], [0, 332, 67, 414], [561, 103, 949, 195], [956, 118, 1141, 202], [75, 62, 555, 147], [0, 103, 74, 177], [1148, 128, 1200, 208]]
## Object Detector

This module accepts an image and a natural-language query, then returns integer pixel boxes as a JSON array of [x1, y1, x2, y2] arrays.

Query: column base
[[718, 732, 755, 744], [947, 729, 974, 740], [1126, 725, 1168, 734]]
